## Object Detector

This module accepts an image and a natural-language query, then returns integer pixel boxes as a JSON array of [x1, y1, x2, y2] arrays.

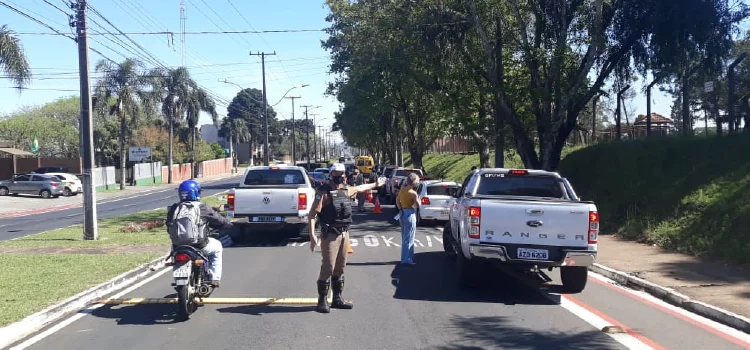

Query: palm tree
[[154, 67, 217, 181], [0, 25, 31, 88], [185, 86, 217, 178], [93, 58, 159, 190], [219, 117, 250, 170]]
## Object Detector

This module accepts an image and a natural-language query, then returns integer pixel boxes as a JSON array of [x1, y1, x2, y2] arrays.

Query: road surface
[[7, 208, 750, 350], [0, 176, 241, 241]]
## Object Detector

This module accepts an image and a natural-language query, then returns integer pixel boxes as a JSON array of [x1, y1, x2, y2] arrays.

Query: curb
[[0, 254, 169, 349], [590, 263, 750, 333]]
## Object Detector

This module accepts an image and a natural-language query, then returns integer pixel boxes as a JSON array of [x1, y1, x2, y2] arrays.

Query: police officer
[[308, 163, 385, 313]]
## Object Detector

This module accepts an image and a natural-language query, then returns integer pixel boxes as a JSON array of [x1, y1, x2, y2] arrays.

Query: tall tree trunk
[[119, 113, 126, 190], [168, 113, 174, 184], [191, 126, 196, 179]]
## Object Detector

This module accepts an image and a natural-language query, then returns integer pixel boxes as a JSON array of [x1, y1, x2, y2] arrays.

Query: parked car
[[32, 166, 70, 174], [314, 167, 330, 175], [387, 167, 425, 204], [0, 173, 65, 198], [47, 173, 82, 196], [415, 180, 461, 226]]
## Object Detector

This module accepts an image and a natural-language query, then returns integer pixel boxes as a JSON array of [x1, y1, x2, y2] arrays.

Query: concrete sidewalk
[[0, 169, 245, 217], [596, 234, 750, 322]]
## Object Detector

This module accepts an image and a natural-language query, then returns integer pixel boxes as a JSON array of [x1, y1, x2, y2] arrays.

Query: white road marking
[[425, 235, 433, 247], [381, 236, 399, 247], [414, 239, 424, 247], [558, 296, 654, 349], [589, 272, 750, 345], [9, 267, 172, 350], [363, 235, 379, 247]]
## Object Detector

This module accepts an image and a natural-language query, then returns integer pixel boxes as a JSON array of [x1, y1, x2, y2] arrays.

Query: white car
[[47, 173, 82, 196], [416, 180, 461, 225]]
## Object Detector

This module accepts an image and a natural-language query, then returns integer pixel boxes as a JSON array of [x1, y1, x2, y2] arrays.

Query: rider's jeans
[[201, 237, 223, 281]]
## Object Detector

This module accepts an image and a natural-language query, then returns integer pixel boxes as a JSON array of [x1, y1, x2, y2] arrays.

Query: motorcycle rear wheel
[[176, 285, 195, 320]]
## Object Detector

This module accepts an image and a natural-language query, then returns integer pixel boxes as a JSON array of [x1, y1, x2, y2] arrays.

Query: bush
[[559, 134, 750, 264]]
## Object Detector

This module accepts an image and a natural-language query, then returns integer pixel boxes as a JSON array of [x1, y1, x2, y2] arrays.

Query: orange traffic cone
[[347, 239, 354, 254], [373, 195, 382, 214]]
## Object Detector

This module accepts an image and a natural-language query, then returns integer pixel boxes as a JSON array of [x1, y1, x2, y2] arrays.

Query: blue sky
[[0, 0, 718, 136], [1, 0, 339, 139]]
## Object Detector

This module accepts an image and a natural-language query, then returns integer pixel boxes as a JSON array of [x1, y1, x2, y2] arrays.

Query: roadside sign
[[704, 81, 714, 93], [129, 146, 152, 161]]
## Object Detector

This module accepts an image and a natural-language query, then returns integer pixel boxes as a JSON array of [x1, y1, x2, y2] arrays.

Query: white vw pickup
[[443, 168, 598, 293], [226, 165, 315, 240]]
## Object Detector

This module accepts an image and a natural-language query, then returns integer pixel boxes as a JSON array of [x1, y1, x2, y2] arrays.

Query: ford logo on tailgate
[[526, 220, 543, 227]]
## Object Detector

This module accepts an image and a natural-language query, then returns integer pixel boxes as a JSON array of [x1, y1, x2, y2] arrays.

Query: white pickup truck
[[226, 165, 315, 239], [443, 168, 598, 293]]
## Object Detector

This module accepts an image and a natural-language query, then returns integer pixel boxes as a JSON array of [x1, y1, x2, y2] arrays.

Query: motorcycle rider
[[167, 179, 233, 287], [308, 163, 385, 313]]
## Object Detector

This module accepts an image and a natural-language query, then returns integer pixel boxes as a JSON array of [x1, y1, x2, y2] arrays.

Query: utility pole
[[285, 96, 301, 164], [318, 125, 324, 162], [74, 0, 98, 240], [310, 113, 319, 161], [300, 105, 320, 168], [249, 51, 276, 165], [591, 96, 598, 143]]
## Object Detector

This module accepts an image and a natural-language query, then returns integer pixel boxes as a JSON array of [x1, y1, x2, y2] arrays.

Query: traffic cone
[[373, 195, 382, 214], [347, 239, 354, 254]]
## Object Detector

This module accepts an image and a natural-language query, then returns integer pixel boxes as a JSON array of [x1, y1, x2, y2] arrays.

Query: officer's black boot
[[316, 280, 331, 313], [331, 276, 354, 309]]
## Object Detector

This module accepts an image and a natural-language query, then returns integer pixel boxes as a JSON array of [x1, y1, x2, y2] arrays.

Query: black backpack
[[319, 184, 353, 229]]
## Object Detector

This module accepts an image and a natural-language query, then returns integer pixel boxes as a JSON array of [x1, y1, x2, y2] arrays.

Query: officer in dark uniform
[[307, 163, 385, 313]]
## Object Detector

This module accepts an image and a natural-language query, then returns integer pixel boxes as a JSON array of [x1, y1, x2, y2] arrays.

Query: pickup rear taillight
[[588, 211, 599, 244], [298, 193, 308, 211], [227, 193, 235, 211], [468, 206, 481, 239], [421, 197, 430, 205]]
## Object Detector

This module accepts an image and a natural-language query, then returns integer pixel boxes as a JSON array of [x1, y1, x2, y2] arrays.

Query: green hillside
[[559, 134, 750, 264]]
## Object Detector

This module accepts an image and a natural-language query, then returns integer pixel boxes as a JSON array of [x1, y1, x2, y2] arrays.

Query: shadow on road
[[434, 315, 618, 350], [348, 251, 560, 306], [89, 293, 184, 325], [215, 305, 316, 316]]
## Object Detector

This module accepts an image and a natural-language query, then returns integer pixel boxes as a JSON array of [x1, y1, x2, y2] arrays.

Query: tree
[[184, 84, 217, 177], [225, 88, 277, 163], [93, 58, 159, 190], [0, 97, 80, 157], [0, 25, 31, 88]]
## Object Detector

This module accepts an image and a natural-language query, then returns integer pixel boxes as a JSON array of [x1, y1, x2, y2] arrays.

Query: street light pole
[[300, 105, 320, 168], [285, 96, 301, 163]]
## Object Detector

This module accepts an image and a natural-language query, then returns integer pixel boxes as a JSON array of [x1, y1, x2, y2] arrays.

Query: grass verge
[[0, 193, 226, 327], [559, 133, 750, 265]]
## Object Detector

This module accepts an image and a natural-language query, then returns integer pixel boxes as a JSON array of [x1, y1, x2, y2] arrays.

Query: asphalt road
[[8, 207, 750, 350], [0, 176, 242, 241]]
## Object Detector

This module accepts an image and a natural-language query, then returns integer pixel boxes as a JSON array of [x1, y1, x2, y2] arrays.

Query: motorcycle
[[169, 245, 214, 320]]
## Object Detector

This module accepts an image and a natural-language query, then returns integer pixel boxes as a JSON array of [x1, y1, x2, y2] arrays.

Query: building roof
[[634, 113, 674, 125], [0, 148, 34, 156]]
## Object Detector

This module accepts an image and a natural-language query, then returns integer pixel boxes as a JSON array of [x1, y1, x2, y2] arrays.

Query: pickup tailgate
[[479, 200, 590, 248], [233, 187, 301, 215]]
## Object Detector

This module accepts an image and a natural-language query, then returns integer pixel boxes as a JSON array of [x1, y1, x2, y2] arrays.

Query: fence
[[199, 158, 232, 177], [161, 163, 192, 183], [93, 166, 116, 191], [132, 161, 162, 185], [0, 157, 82, 180]]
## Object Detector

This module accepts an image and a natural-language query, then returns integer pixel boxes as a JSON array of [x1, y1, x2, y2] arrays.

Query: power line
[[11, 28, 325, 35], [0, 0, 74, 40]]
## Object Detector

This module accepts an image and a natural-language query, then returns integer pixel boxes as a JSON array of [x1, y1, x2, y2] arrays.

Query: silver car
[[0, 173, 65, 198]]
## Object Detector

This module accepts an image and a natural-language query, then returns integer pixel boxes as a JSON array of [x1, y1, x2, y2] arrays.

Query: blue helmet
[[178, 180, 201, 201]]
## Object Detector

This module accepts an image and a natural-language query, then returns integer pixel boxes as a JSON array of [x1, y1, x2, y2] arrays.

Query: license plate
[[173, 264, 191, 278], [226, 211, 235, 217], [252, 216, 283, 222], [517, 248, 549, 260]]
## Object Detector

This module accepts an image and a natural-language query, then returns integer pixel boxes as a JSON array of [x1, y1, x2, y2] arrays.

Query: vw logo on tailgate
[[263, 197, 270, 205], [526, 220, 543, 227]]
